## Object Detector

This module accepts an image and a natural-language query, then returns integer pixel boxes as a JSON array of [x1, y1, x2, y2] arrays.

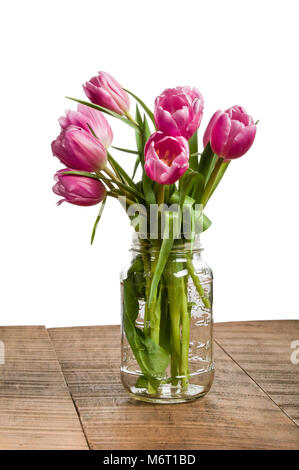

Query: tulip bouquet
[[51, 71, 256, 401]]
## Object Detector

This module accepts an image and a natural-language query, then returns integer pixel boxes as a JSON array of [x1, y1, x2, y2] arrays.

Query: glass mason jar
[[120, 233, 214, 404]]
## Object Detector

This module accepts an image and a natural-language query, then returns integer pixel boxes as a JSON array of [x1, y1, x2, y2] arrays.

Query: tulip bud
[[144, 131, 189, 184], [203, 106, 256, 160], [83, 71, 130, 115], [52, 169, 106, 206], [59, 104, 113, 149], [51, 125, 107, 172], [154, 86, 204, 140]]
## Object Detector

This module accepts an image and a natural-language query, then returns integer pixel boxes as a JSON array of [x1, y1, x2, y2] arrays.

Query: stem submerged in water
[[167, 281, 181, 385], [186, 259, 211, 309], [139, 246, 209, 394], [164, 258, 191, 388], [180, 277, 190, 389]]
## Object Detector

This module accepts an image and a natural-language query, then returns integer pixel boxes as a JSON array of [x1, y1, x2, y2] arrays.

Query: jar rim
[[130, 232, 202, 254]]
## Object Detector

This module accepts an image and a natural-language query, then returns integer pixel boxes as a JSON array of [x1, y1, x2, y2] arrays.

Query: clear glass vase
[[120, 234, 214, 404]]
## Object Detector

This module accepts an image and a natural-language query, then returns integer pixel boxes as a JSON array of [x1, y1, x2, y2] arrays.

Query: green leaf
[[62, 170, 144, 201], [192, 206, 212, 233], [202, 213, 212, 232], [142, 115, 156, 205], [106, 189, 123, 198], [169, 191, 212, 233], [134, 106, 156, 205], [123, 88, 156, 128], [188, 131, 199, 171], [148, 211, 180, 306], [142, 174, 156, 206], [112, 146, 139, 155], [189, 174, 205, 203], [179, 171, 204, 208], [190, 151, 202, 158], [90, 197, 107, 244], [96, 174, 145, 202], [205, 154, 218, 183], [62, 170, 100, 180], [137, 112, 156, 205], [198, 142, 217, 184], [158, 287, 171, 354], [132, 154, 140, 179], [168, 190, 179, 205], [107, 152, 137, 189], [87, 123, 97, 138], [135, 375, 148, 388], [143, 114, 151, 141], [107, 155, 123, 183], [206, 160, 230, 202], [123, 258, 169, 388], [65, 97, 140, 131], [183, 203, 196, 241], [135, 105, 144, 162]]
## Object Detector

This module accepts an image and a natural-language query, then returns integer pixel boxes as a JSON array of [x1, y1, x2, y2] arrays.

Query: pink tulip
[[203, 106, 256, 159], [154, 87, 204, 140], [83, 71, 130, 115], [59, 104, 113, 149], [53, 169, 106, 206], [144, 131, 189, 185], [51, 125, 107, 172]]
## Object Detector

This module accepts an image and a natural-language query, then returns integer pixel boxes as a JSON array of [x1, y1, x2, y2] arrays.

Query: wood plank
[[0, 326, 88, 450], [214, 320, 299, 426], [49, 324, 299, 450]]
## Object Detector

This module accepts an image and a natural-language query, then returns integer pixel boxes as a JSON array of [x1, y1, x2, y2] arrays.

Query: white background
[[1, 0, 298, 327]]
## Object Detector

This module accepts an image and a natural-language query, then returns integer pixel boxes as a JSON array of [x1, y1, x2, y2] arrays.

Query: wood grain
[[49, 323, 299, 450], [0, 326, 88, 450], [214, 320, 299, 426]]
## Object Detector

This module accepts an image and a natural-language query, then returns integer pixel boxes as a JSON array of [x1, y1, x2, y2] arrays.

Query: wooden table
[[0, 321, 298, 450]]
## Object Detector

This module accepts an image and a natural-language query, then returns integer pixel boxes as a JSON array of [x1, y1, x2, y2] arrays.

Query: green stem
[[112, 146, 139, 155], [186, 259, 211, 309], [125, 112, 139, 126], [157, 184, 165, 207], [141, 243, 151, 337], [148, 255, 158, 341], [206, 160, 230, 204], [151, 288, 162, 344], [164, 260, 182, 386], [102, 168, 138, 200], [201, 156, 224, 207], [168, 283, 181, 386], [103, 166, 120, 182], [146, 248, 162, 394], [107, 191, 136, 207], [180, 277, 190, 389]]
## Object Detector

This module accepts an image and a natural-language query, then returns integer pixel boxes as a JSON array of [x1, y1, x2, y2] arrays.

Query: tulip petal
[[144, 131, 189, 184], [203, 105, 256, 160], [172, 108, 189, 130], [53, 170, 106, 206], [154, 108, 180, 136], [223, 125, 256, 159], [203, 110, 223, 148], [100, 72, 130, 113], [210, 113, 231, 156], [154, 86, 204, 139], [52, 126, 107, 172], [77, 104, 113, 148], [83, 72, 130, 115]]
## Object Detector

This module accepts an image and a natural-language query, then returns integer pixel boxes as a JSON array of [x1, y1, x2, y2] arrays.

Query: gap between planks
[[214, 338, 299, 428], [45, 328, 91, 450]]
